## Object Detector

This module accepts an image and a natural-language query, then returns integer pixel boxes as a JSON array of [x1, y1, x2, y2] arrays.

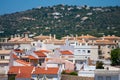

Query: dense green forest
[[0, 5, 120, 38]]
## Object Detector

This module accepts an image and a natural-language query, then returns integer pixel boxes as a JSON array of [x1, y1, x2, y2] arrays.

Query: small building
[[95, 69, 120, 80], [8, 66, 61, 80]]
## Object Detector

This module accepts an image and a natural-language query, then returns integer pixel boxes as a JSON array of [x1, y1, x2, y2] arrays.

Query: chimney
[[4, 38, 8, 43], [54, 34, 56, 39], [25, 33, 28, 38], [103, 35, 105, 37], [21, 34, 24, 38], [17, 34, 20, 37], [45, 66, 48, 70], [49, 34, 52, 40], [67, 35, 69, 39], [75, 34, 78, 40], [18, 68, 21, 74], [11, 35, 13, 39], [31, 67, 35, 73], [40, 34, 42, 36], [14, 34, 17, 38], [81, 34, 84, 36]]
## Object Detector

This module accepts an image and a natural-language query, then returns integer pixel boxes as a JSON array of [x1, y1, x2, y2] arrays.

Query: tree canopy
[[111, 48, 120, 66]]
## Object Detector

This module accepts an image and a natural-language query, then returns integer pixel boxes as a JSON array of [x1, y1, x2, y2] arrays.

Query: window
[[82, 50, 85, 53], [98, 76, 103, 80], [1, 56, 5, 60], [106, 76, 111, 80], [78, 50, 81, 53], [88, 50, 91, 53]]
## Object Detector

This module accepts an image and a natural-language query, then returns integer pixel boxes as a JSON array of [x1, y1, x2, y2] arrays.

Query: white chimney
[[21, 34, 24, 38], [17, 34, 20, 37], [18, 68, 21, 74], [14, 34, 17, 38], [11, 35, 13, 39], [25, 33, 28, 38], [49, 34, 52, 40], [45, 66, 48, 70], [81, 34, 84, 36], [54, 34, 56, 39], [75, 34, 78, 39], [31, 67, 35, 73]]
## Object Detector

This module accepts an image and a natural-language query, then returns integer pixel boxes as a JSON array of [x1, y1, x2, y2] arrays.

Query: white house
[[60, 39, 98, 64]]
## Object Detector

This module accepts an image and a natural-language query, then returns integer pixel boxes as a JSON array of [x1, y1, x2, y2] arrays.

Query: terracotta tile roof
[[34, 35, 52, 40], [15, 59, 31, 66], [18, 37, 33, 42], [8, 37, 21, 42], [33, 67, 59, 75], [77, 34, 96, 40], [95, 40, 116, 45], [14, 49, 24, 53], [8, 66, 33, 78], [60, 50, 73, 55], [28, 55, 38, 60], [34, 51, 46, 57], [12, 54, 18, 59], [62, 36, 75, 40], [101, 35, 120, 40]]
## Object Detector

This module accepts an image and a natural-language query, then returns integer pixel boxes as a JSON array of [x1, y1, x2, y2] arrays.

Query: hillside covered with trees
[[0, 5, 120, 38]]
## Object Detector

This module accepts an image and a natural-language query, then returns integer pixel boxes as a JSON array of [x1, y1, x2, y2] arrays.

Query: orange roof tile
[[101, 35, 120, 40], [34, 51, 46, 57], [18, 37, 33, 42], [77, 34, 96, 40], [15, 59, 31, 66], [12, 54, 18, 59], [95, 40, 116, 45], [36, 50, 50, 53], [34, 35, 52, 40], [14, 49, 24, 53], [8, 66, 33, 78], [28, 55, 38, 60], [33, 67, 59, 75], [60, 50, 73, 55]]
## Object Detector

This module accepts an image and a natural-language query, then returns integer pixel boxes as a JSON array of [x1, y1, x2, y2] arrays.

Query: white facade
[[31, 41, 61, 51], [60, 40, 98, 61], [14, 43, 32, 50]]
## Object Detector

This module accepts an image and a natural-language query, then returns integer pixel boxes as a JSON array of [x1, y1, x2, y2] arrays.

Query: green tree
[[111, 48, 120, 66], [96, 61, 104, 69]]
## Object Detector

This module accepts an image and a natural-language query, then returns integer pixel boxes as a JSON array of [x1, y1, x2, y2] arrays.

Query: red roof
[[14, 49, 24, 53], [33, 67, 59, 75], [8, 66, 33, 78], [35, 50, 50, 53], [16, 59, 31, 66], [60, 50, 73, 55], [12, 54, 18, 59], [28, 55, 38, 60], [34, 51, 46, 57]]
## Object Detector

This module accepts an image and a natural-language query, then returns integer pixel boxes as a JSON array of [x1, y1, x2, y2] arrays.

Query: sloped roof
[[12, 54, 18, 59], [28, 55, 38, 60], [34, 51, 46, 57], [33, 67, 59, 75], [60, 50, 73, 55], [95, 40, 116, 45], [15, 59, 31, 66], [78, 34, 96, 40], [8, 66, 33, 78], [14, 49, 24, 53]]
